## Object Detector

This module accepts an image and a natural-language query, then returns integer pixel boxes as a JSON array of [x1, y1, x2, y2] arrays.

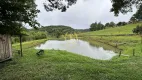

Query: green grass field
[[1, 23, 142, 80], [1, 39, 142, 80], [80, 23, 140, 36], [80, 23, 142, 55]]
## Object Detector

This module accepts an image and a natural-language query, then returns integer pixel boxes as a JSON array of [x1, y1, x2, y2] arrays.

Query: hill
[[39, 25, 90, 38]]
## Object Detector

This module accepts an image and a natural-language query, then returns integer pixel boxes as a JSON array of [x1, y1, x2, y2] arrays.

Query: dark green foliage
[[130, 5, 142, 23], [90, 22, 97, 31], [90, 22, 105, 31], [117, 22, 127, 26], [109, 22, 116, 27], [89, 22, 119, 31], [98, 22, 105, 30], [0, 0, 40, 35], [105, 23, 110, 27], [75, 29, 90, 33], [12, 30, 47, 43], [110, 0, 141, 16], [133, 5, 142, 21], [40, 25, 75, 38], [133, 25, 142, 34], [44, 0, 141, 16], [90, 21, 128, 32], [130, 16, 138, 23], [105, 22, 116, 27], [44, 0, 77, 12]]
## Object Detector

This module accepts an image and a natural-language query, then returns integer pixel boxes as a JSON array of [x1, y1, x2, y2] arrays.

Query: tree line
[[90, 4, 142, 32], [90, 22, 127, 31], [12, 29, 47, 44]]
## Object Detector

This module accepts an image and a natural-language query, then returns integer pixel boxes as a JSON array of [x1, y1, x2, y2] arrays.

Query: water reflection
[[35, 39, 117, 60]]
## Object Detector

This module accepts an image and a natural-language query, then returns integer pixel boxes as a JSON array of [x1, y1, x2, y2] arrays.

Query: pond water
[[35, 39, 117, 60]]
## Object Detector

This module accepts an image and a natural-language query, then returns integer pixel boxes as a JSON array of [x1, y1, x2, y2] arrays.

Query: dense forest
[[40, 25, 90, 38], [40, 25, 75, 38]]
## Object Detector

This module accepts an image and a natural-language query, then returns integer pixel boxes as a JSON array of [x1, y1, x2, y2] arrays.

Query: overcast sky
[[35, 0, 136, 29]]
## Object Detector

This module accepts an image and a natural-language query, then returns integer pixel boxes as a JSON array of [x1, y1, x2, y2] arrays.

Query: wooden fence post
[[19, 35, 23, 57]]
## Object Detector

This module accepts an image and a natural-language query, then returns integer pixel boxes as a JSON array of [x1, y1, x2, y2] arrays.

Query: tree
[[44, 0, 141, 16], [110, 0, 142, 16], [105, 23, 110, 28], [97, 22, 105, 30], [90, 22, 97, 31], [44, 0, 77, 12], [90, 22, 104, 31], [129, 16, 138, 24], [133, 25, 142, 35], [109, 22, 116, 27], [0, 0, 40, 35], [130, 5, 142, 23], [117, 22, 127, 26], [133, 25, 142, 43]]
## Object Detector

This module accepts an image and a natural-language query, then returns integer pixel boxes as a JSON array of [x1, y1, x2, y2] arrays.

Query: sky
[[35, 0, 136, 29]]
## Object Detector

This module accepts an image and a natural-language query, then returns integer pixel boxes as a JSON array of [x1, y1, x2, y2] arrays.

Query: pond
[[35, 39, 117, 60]]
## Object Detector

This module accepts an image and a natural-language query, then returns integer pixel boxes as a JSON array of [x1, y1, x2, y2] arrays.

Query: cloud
[[35, 0, 136, 29]]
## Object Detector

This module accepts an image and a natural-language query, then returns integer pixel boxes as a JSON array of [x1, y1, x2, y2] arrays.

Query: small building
[[0, 34, 12, 62]]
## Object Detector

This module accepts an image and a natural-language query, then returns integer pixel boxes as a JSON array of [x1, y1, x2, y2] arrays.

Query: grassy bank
[[0, 37, 142, 80], [80, 23, 140, 36], [80, 23, 142, 56], [12, 39, 47, 49]]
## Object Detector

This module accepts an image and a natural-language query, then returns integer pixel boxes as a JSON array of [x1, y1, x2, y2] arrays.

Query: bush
[[12, 31, 47, 44], [133, 25, 142, 34]]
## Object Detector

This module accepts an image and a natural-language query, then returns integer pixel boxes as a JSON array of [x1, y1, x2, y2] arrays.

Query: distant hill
[[39, 25, 75, 38], [75, 29, 90, 33], [39, 25, 90, 38]]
